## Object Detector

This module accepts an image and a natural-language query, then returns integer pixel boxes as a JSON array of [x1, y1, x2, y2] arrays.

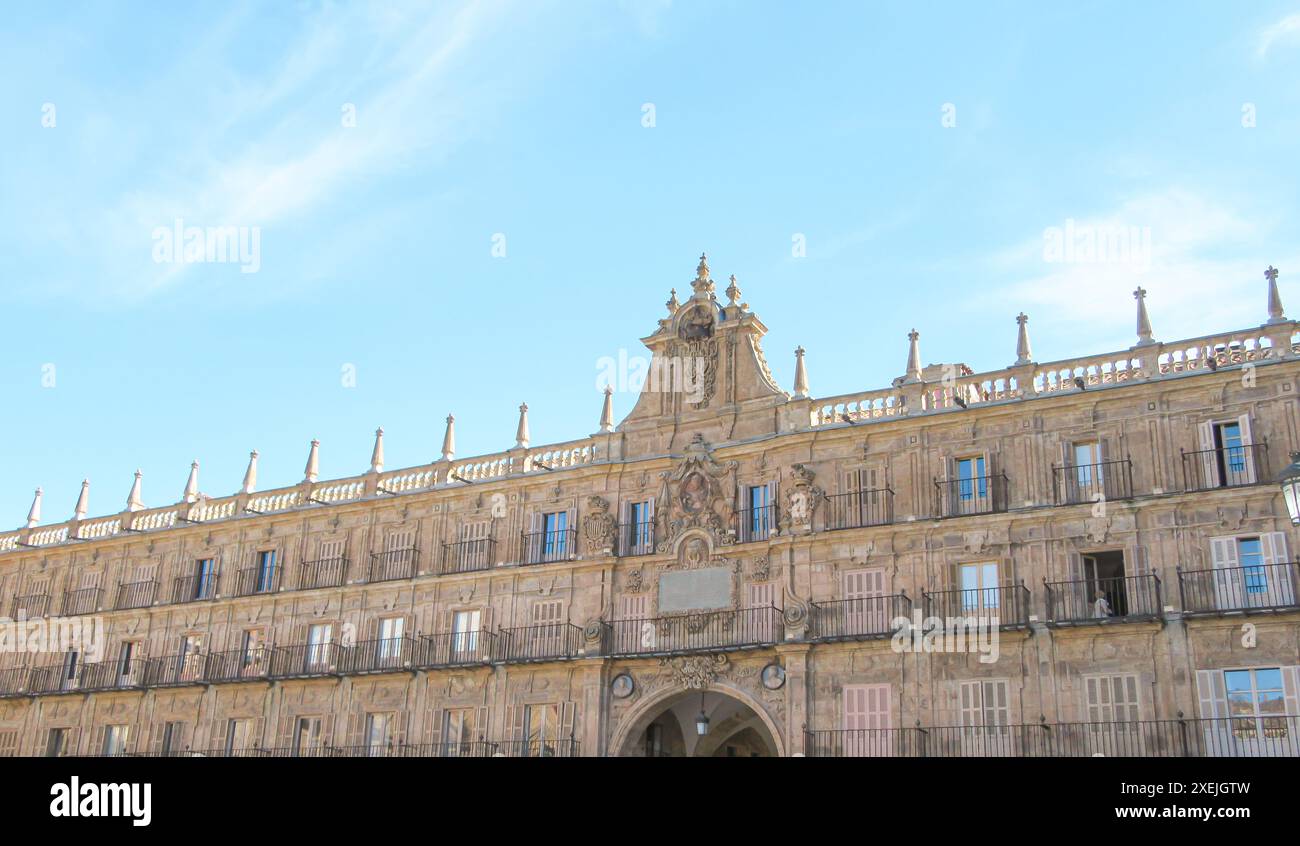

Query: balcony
[[146, 653, 208, 687], [298, 557, 349, 589], [204, 648, 271, 684], [603, 605, 783, 657], [810, 594, 911, 640], [232, 565, 280, 597], [114, 580, 158, 610], [519, 529, 576, 565], [486, 739, 581, 758], [28, 663, 82, 695], [79, 658, 146, 692], [735, 505, 777, 543], [341, 637, 418, 675], [496, 623, 584, 662], [616, 521, 657, 556], [1181, 442, 1269, 492], [10, 593, 50, 618], [823, 489, 895, 531], [922, 583, 1030, 628], [1044, 574, 1162, 624], [933, 474, 1009, 518], [805, 716, 1300, 757], [60, 587, 104, 616], [416, 631, 497, 668], [369, 548, 419, 582], [269, 642, 342, 679], [438, 539, 495, 575], [1051, 458, 1134, 505], [0, 667, 31, 698], [171, 573, 220, 604], [1177, 562, 1299, 614]]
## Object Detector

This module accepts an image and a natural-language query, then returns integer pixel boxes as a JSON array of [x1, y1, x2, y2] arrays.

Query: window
[[365, 713, 391, 756], [442, 709, 478, 757], [377, 617, 405, 663], [239, 629, 264, 670], [159, 721, 184, 755], [542, 511, 568, 560], [0, 730, 18, 758], [225, 719, 252, 755], [61, 649, 79, 690], [842, 569, 887, 635], [958, 562, 1000, 614], [842, 684, 892, 757], [1197, 416, 1256, 487], [747, 582, 775, 608], [1209, 534, 1293, 609], [744, 484, 773, 541], [627, 500, 654, 554], [529, 601, 564, 656], [194, 558, 217, 599], [179, 634, 203, 680], [1085, 675, 1140, 723], [255, 550, 277, 592], [956, 456, 987, 501], [307, 624, 333, 670], [45, 728, 68, 758], [102, 725, 130, 756], [1197, 667, 1300, 753], [294, 717, 324, 756], [959, 680, 1010, 750], [523, 703, 562, 757], [118, 641, 136, 681], [1072, 442, 1102, 496], [456, 521, 491, 570], [452, 610, 480, 660]]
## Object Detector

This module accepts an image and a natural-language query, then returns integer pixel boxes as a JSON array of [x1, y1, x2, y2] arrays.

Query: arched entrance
[[613, 687, 783, 757]]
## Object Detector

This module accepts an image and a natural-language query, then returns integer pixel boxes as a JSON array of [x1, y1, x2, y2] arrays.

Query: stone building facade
[[0, 255, 1297, 758]]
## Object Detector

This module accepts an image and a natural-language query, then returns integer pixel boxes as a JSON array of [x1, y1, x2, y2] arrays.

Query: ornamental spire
[[515, 403, 531, 449], [1133, 287, 1155, 346], [904, 329, 922, 384], [241, 450, 259, 494], [304, 440, 320, 483], [369, 427, 385, 474], [726, 274, 741, 307], [26, 487, 42, 528], [182, 460, 200, 503], [1014, 313, 1033, 366], [441, 415, 456, 462], [1266, 265, 1285, 324], [126, 470, 144, 512], [690, 252, 715, 298], [599, 386, 615, 433], [74, 479, 89, 520], [792, 347, 810, 399]]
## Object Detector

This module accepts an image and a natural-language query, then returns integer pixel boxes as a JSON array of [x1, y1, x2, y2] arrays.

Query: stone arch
[[609, 681, 786, 757]]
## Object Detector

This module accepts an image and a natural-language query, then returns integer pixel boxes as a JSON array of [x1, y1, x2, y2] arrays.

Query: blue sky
[[2, 0, 1299, 524]]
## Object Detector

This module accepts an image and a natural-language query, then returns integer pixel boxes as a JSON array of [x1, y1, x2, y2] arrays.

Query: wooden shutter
[[532, 600, 563, 625], [560, 701, 577, 746], [619, 594, 647, 619], [1195, 669, 1228, 719], [960, 680, 1009, 727], [1237, 414, 1256, 483], [0, 731, 17, 757], [1209, 536, 1243, 611], [1197, 422, 1219, 486], [1261, 533, 1294, 605], [1284, 667, 1300, 720], [842, 569, 884, 599], [842, 684, 891, 730], [1085, 675, 1139, 722]]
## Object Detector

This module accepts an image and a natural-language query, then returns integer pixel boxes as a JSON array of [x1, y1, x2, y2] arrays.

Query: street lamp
[[1280, 451, 1300, 526], [695, 693, 710, 737]]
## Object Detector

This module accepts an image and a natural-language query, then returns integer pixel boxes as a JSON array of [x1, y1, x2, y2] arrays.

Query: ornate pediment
[[656, 435, 737, 552]]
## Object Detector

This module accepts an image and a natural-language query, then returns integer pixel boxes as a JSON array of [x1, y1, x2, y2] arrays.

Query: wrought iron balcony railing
[[735, 505, 777, 543], [823, 489, 895, 531], [79, 657, 146, 692], [10, 593, 50, 618], [1044, 574, 1162, 624], [369, 548, 419, 582], [1051, 458, 1134, 505], [269, 641, 342, 679], [1181, 442, 1269, 491], [438, 539, 495, 575], [298, 556, 349, 589], [496, 623, 584, 662], [603, 605, 783, 657], [114, 580, 158, 610], [0, 667, 30, 698], [810, 594, 910, 640], [616, 521, 657, 556], [340, 637, 418, 674], [519, 529, 577, 565], [805, 716, 1300, 758], [922, 583, 1030, 628], [933, 473, 1009, 518], [204, 647, 271, 684], [172, 573, 220, 604], [1177, 562, 1299, 614], [232, 564, 280, 596], [60, 587, 104, 616], [146, 653, 208, 687], [488, 738, 581, 758], [416, 631, 497, 668], [28, 663, 82, 695]]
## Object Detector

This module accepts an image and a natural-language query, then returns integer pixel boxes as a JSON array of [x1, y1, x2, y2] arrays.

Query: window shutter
[[92, 726, 106, 756], [1209, 536, 1243, 611], [1236, 414, 1257, 482], [475, 706, 489, 742], [1283, 667, 1300, 719], [1261, 533, 1294, 605], [560, 701, 577, 744], [346, 710, 363, 748], [507, 705, 526, 743], [843, 684, 890, 730], [428, 709, 444, 746], [1197, 422, 1219, 487], [1195, 669, 1228, 719]]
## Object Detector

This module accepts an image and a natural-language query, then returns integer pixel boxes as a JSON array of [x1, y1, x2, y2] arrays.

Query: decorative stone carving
[[751, 555, 771, 580], [1084, 514, 1112, 544], [656, 434, 737, 552], [625, 567, 644, 593], [963, 530, 990, 555], [660, 653, 729, 690], [581, 495, 616, 555], [781, 587, 811, 639], [779, 463, 822, 536]]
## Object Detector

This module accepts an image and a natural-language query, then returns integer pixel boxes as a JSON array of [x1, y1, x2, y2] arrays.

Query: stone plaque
[[658, 567, 731, 613]]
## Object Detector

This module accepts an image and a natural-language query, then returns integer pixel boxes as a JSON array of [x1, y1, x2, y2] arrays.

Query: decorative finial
[[182, 460, 200, 503], [904, 329, 922, 384], [666, 288, 680, 315], [441, 415, 456, 462], [369, 427, 385, 474], [696, 252, 710, 281], [74, 479, 89, 521], [792, 347, 810, 399], [691, 253, 715, 298], [1133, 287, 1155, 346], [126, 470, 145, 512], [1014, 312, 1033, 366], [26, 487, 42, 528], [725, 274, 741, 307], [599, 385, 615, 433], [1265, 265, 1286, 324], [242, 450, 259, 494], [515, 403, 531, 449], [304, 440, 320, 483]]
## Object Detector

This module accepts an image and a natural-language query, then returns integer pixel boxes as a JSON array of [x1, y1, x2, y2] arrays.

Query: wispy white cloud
[[1257, 12, 1300, 57]]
